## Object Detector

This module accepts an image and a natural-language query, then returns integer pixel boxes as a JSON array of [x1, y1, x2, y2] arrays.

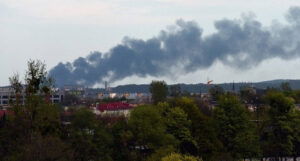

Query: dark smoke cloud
[[49, 7, 300, 87]]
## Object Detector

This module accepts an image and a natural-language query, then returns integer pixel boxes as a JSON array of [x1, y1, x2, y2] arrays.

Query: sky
[[1, 0, 300, 87]]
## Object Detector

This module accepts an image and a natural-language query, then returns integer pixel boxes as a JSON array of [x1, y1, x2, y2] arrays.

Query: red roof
[[97, 102, 133, 112]]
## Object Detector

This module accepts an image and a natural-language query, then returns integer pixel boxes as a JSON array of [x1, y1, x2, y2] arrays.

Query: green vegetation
[[214, 94, 260, 160], [161, 153, 202, 161], [150, 80, 168, 104], [0, 60, 299, 161]]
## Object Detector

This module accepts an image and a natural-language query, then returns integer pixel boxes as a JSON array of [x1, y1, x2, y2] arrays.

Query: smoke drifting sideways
[[49, 7, 300, 87]]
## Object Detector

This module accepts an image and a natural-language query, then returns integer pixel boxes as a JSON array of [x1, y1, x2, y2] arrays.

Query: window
[[53, 95, 60, 98], [2, 96, 8, 99]]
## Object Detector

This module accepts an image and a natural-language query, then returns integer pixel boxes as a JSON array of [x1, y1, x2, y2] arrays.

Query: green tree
[[0, 60, 63, 160], [291, 90, 300, 103], [69, 108, 113, 161], [239, 86, 257, 104], [169, 84, 181, 97], [161, 153, 202, 161], [214, 94, 260, 160], [22, 60, 59, 137], [261, 92, 295, 160], [128, 105, 177, 160], [208, 85, 224, 101], [169, 97, 222, 160], [165, 107, 195, 154], [150, 80, 168, 104], [280, 82, 292, 92], [111, 118, 133, 161], [9, 73, 23, 106], [4, 134, 73, 161], [25, 60, 53, 96], [146, 146, 176, 161], [290, 110, 300, 161]]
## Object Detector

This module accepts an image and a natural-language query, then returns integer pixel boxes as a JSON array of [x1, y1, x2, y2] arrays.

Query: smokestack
[[105, 81, 108, 91], [49, 6, 300, 87]]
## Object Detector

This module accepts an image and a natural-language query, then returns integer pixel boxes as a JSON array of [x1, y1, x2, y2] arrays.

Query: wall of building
[[0, 86, 64, 107]]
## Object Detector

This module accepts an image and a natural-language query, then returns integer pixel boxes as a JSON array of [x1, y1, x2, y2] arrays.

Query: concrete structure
[[0, 86, 64, 108], [0, 86, 22, 108], [50, 88, 65, 104], [63, 85, 85, 95]]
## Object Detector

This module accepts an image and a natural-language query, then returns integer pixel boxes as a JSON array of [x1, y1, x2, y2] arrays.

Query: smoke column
[[49, 7, 300, 87]]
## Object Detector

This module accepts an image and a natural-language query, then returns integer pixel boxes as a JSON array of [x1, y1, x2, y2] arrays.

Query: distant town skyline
[[1, 0, 300, 87]]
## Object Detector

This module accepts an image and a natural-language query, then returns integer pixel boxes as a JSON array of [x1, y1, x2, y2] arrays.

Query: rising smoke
[[49, 7, 300, 87]]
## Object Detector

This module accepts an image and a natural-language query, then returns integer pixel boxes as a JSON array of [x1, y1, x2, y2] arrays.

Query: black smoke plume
[[49, 7, 300, 87]]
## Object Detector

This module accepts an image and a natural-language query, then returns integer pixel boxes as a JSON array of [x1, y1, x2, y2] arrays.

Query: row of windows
[[0, 95, 62, 99], [0, 96, 23, 99], [0, 100, 8, 105], [0, 99, 62, 105], [53, 95, 60, 98], [0, 94, 63, 105]]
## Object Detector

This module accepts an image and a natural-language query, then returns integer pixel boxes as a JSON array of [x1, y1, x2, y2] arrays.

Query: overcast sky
[[1, 0, 300, 87]]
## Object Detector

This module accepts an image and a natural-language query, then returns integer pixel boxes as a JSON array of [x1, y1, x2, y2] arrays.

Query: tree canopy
[[150, 80, 168, 104]]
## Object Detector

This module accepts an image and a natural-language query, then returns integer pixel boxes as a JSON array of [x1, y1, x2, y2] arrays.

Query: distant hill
[[104, 79, 300, 93]]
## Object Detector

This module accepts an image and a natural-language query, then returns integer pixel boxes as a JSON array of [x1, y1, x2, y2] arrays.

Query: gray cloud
[[49, 7, 300, 87]]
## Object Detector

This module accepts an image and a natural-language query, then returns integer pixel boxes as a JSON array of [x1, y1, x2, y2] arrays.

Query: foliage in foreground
[[0, 60, 300, 161]]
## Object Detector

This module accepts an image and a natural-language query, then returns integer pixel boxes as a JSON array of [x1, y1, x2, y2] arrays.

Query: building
[[92, 102, 134, 117], [0, 86, 23, 108], [0, 86, 64, 108], [50, 88, 65, 103], [97, 92, 151, 102], [63, 85, 85, 96]]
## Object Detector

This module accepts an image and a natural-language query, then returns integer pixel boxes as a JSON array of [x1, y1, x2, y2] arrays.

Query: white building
[[97, 92, 151, 101], [0, 86, 17, 107], [0, 86, 64, 108]]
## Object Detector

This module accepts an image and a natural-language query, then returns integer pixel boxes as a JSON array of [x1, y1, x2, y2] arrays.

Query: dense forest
[[0, 60, 299, 161]]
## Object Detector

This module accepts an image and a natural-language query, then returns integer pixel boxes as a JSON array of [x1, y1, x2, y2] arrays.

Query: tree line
[[0, 61, 299, 161]]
